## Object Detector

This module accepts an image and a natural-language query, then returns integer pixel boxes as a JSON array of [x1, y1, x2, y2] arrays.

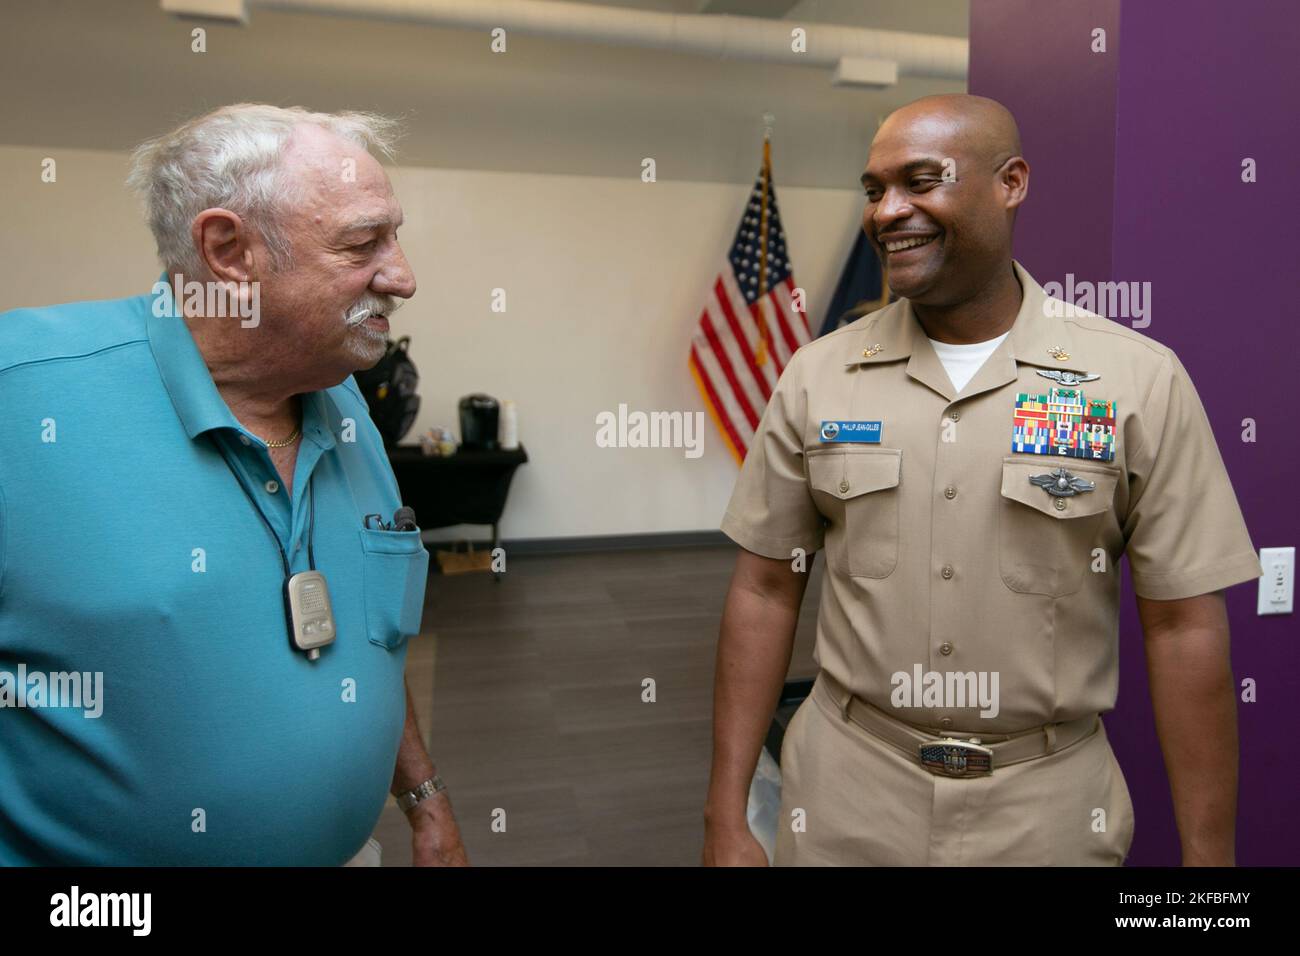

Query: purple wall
[[970, 0, 1299, 865], [969, 0, 1121, 286]]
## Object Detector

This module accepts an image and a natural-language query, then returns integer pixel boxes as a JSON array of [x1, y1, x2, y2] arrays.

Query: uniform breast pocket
[[806, 446, 902, 579], [359, 528, 431, 649], [997, 457, 1119, 597]]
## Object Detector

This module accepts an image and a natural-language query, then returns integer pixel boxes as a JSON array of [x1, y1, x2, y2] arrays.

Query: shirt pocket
[[997, 457, 1119, 597], [806, 446, 902, 579], [359, 528, 430, 649]]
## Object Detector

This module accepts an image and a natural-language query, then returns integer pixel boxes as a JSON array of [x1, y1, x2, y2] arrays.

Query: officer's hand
[[702, 822, 769, 866]]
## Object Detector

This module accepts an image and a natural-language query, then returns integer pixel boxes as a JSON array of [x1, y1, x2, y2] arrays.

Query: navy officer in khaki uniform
[[702, 94, 1260, 866]]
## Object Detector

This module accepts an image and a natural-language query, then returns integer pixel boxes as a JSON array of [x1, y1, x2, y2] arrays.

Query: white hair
[[126, 103, 402, 277]]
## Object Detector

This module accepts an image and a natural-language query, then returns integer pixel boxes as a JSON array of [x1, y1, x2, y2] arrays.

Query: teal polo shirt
[[0, 277, 429, 865]]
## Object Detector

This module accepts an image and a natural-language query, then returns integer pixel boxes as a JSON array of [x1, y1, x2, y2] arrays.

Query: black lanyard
[[211, 434, 317, 576]]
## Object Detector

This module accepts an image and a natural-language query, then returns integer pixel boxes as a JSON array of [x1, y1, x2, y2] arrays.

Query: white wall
[[0, 145, 862, 541]]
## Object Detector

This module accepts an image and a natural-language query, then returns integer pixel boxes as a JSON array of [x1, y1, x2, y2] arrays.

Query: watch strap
[[396, 774, 446, 812]]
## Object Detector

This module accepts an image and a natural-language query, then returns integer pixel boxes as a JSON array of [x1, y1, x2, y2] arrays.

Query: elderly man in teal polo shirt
[[0, 104, 467, 866]]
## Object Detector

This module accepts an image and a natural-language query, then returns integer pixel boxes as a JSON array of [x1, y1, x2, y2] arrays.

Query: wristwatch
[[395, 774, 447, 813]]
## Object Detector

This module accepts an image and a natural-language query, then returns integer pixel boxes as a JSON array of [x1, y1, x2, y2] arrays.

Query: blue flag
[[818, 228, 890, 337]]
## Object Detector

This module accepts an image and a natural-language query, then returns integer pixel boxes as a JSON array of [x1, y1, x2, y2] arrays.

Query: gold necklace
[[264, 424, 301, 448]]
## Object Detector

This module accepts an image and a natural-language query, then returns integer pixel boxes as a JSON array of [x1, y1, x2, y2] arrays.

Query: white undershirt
[[927, 331, 1011, 393]]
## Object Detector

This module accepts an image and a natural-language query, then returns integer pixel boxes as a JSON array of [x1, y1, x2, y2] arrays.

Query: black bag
[[353, 336, 420, 447]]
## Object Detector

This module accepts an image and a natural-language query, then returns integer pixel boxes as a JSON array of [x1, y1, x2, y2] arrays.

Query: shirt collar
[[845, 261, 1091, 367], [146, 272, 337, 451], [842, 260, 1095, 401]]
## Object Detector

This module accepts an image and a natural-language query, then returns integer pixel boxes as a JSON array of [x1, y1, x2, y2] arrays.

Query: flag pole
[[756, 112, 775, 366]]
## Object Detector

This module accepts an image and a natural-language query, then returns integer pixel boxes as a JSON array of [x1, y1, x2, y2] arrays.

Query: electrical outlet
[[1257, 547, 1294, 615]]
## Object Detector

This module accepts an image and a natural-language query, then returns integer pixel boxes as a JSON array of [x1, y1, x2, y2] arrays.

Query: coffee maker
[[458, 394, 500, 450]]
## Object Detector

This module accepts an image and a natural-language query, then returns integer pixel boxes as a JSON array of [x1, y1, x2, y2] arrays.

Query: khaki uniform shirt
[[722, 260, 1260, 734]]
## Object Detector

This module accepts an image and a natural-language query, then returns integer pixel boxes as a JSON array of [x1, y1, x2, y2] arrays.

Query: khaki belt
[[814, 671, 1100, 778]]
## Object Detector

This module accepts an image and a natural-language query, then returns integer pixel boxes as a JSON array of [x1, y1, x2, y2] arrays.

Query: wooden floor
[[372, 544, 822, 866]]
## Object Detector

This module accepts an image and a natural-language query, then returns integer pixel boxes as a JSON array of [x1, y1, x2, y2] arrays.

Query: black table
[[387, 444, 528, 552]]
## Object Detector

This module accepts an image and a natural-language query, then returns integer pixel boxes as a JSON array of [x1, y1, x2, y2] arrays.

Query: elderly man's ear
[[191, 207, 255, 284]]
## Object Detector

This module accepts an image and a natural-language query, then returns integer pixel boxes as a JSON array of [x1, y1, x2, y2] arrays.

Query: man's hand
[[407, 791, 469, 867], [702, 820, 769, 866]]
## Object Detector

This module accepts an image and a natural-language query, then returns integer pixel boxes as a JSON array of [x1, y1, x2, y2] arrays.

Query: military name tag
[[820, 420, 882, 443]]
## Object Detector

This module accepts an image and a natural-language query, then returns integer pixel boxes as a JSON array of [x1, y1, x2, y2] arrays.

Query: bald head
[[880, 94, 1022, 174], [860, 94, 1029, 307]]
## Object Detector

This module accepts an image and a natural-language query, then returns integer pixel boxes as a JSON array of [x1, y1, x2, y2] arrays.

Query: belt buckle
[[919, 737, 994, 777]]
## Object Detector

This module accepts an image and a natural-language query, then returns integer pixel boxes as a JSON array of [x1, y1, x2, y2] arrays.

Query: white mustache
[[344, 298, 402, 327]]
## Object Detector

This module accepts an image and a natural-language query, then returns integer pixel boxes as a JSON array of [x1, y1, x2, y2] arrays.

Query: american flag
[[689, 144, 811, 465]]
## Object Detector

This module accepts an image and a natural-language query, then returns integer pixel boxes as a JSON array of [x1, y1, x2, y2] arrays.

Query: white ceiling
[[0, 0, 968, 187], [553, 0, 969, 34]]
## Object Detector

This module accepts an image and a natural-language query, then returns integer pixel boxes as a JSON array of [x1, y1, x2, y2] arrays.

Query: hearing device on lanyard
[[213, 437, 338, 661]]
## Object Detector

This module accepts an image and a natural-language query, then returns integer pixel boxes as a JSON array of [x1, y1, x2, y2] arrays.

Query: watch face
[[399, 778, 442, 811]]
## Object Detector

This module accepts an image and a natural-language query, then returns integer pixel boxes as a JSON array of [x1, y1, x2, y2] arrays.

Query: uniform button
[[239, 435, 251, 446], [940, 642, 953, 655], [944, 486, 957, 499], [939, 717, 953, 729], [948, 411, 960, 422], [839, 479, 850, 494], [941, 565, 954, 579], [265, 480, 280, 494], [1054, 497, 1067, 511]]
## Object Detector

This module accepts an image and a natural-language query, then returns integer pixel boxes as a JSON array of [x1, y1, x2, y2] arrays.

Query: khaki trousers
[[774, 672, 1135, 866], [343, 837, 383, 867]]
